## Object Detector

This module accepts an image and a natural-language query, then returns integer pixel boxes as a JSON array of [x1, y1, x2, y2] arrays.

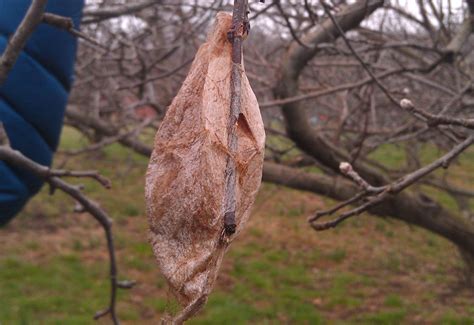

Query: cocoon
[[145, 12, 265, 319]]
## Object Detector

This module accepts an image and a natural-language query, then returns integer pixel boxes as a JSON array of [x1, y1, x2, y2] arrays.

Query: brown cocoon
[[145, 11, 265, 319]]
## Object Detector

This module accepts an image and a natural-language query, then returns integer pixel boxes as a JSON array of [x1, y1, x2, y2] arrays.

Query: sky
[[83, 0, 470, 36]]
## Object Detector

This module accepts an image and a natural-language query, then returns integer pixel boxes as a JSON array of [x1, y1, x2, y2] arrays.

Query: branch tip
[[339, 161, 352, 174], [400, 98, 414, 110]]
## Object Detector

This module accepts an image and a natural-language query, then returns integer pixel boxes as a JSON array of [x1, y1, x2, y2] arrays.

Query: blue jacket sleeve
[[0, 0, 85, 225]]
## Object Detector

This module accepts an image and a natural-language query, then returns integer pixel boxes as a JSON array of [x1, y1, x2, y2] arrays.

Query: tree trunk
[[460, 248, 474, 285]]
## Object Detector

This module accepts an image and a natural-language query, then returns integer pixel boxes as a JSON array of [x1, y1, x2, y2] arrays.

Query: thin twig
[[390, 135, 474, 192], [48, 170, 111, 189], [275, 1, 310, 48], [117, 58, 193, 91], [61, 118, 154, 156], [0, 0, 48, 85], [311, 191, 387, 230], [400, 98, 474, 130], [310, 135, 473, 230], [321, 2, 474, 134], [339, 162, 383, 193], [42, 13, 108, 50], [308, 191, 366, 223], [321, 1, 400, 107], [82, 0, 160, 24]]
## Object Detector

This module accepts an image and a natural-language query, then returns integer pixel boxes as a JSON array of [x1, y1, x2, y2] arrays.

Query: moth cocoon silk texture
[[145, 12, 265, 308]]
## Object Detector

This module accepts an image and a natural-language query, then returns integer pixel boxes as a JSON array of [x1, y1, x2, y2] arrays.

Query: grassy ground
[[0, 127, 473, 324]]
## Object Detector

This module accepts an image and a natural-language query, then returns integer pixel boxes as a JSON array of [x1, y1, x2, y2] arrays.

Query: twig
[[310, 135, 473, 230], [222, 0, 249, 236], [390, 135, 474, 192], [275, 1, 310, 48], [48, 170, 111, 189], [82, 0, 160, 24], [321, 1, 400, 107], [339, 162, 383, 193], [61, 118, 154, 156], [0, 0, 48, 85], [42, 13, 108, 50], [308, 191, 365, 223], [65, 106, 153, 157], [437, 81, 473, 116], [260, 66, 419, 108], [400, 98, 474, 130], [311, 191, 387, 230], [321, 1, 468, 142], [117, 58, 193, 91]]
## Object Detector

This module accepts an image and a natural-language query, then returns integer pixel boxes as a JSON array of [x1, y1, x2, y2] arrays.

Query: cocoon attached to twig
[[145, 12, 265, 321]]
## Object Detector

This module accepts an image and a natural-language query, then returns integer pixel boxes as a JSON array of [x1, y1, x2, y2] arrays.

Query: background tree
[[67, 0, 474, 280]]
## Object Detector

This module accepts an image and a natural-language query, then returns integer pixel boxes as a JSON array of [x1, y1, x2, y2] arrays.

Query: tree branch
[[222, 0, 249, 236], [0, 0, 48, 85], [310, 135, 473, 230]]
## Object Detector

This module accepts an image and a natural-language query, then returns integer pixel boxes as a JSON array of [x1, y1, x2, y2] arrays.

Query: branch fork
[[310, 135, 473, 231]]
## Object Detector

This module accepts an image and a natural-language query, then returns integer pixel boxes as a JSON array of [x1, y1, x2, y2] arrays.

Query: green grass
[[359, 310, 407, 324], [1, 126, 473, 324], [326, 248, 347, 263], [384, 294, 403, 308], [0, 255, 108, 323], [369, 143, 406, 168]]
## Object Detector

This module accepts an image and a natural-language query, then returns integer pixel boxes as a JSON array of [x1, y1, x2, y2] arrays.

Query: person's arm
[[0, 0, 85, 225]]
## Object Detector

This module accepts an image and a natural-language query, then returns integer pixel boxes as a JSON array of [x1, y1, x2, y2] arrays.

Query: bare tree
[[64, 0, 474, 282]]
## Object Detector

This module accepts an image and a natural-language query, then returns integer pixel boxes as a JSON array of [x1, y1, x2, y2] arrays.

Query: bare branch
[[223, 0, 249, 236], [0, 0, 47, 85], [400, 98, 474, 129], [42, 13, 107, 50], [310, 135, 473, 230], [82, 0, 161, 24]]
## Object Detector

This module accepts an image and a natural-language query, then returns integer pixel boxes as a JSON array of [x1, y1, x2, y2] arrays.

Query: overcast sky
[[83, 0, 470, 36]]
